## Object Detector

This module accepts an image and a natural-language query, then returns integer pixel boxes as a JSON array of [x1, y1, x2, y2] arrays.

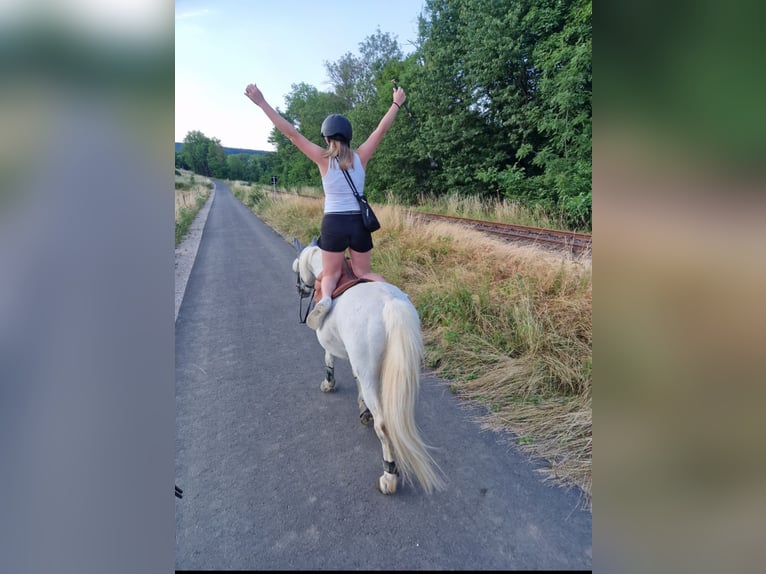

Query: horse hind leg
[[374, 418, 399, 494], [319, 350, 336, 393], [354, 375, 373, 425], [361, 396, 398, 494], [360, 408, 374, 426]]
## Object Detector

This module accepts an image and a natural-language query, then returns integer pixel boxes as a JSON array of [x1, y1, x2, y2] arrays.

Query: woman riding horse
[[245, 81, 406, 329]]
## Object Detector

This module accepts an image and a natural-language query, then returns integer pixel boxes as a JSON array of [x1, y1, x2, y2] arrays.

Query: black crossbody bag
[[340, 167, 381, 233]]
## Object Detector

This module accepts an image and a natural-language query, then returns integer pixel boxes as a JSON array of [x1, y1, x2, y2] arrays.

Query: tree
[[227, 154, 245, 181], [175, 151, 190, 170], [325, 52, 364, 108], [182, 130, 212, 175], [362, 56, 430, 202], [414, 0, 591, 227], [206, 137, 228, 178], [325, 29, 403, 109]]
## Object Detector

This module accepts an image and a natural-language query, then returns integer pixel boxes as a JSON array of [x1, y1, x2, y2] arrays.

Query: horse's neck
[[309, 249, 323, 279], [301, 247, 323, 285]]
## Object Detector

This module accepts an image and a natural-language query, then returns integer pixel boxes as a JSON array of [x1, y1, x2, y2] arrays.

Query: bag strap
[[339, 164, 363, 201]]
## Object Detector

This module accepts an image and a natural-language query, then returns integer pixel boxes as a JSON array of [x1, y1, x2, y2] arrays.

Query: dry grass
[[411, 193, 565, 230], [233, 187, 592, 506], [175, 170, 212, 244], [280, 184, 324, 199], [175, 186, 199, 220], [174, 170, 211, 216]]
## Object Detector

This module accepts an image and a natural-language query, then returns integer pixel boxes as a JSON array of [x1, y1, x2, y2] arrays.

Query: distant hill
[[175, 142, 272, 156]]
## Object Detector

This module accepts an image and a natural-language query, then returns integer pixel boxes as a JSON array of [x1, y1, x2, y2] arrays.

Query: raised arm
[[355, 86, 407, 169], [244, 83, 326, 168]]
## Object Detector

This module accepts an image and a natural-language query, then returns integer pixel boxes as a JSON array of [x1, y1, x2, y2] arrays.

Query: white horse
[[292, 239, 445, 495]]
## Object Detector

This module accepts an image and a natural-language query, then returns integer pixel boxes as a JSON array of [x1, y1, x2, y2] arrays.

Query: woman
[[244, 82, 406, 329]]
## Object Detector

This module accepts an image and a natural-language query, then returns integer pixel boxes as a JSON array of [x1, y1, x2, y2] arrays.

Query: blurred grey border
[[596, 2, 766, 573], [0, 3, 175, 573]]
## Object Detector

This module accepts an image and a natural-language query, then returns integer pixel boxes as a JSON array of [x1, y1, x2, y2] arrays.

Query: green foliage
[[325, 28, 404, 108], [207, 138, 228, 178], [410, 0, 591, 228], [181, 130, 211, 175], [181, 130, 230, 179], [175, 208, 194, 244], [226, 154, 245, 181], [175, 152, 189, 170]]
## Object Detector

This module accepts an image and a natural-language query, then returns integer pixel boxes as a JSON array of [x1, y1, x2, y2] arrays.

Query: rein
[[296, 257, 373, 324], [296, 270, 315, 324], [295, 249, 367, 324]]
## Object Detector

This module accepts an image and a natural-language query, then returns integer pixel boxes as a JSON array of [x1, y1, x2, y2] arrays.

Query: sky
[[175, 0, 426, 151]]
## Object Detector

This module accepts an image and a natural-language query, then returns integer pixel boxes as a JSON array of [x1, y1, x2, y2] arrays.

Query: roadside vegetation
[[231, 183, 592, 506], [175, 169, 212, 245]]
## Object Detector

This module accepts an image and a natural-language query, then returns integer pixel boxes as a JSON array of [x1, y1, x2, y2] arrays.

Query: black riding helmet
[[320, 114, 352, 144]]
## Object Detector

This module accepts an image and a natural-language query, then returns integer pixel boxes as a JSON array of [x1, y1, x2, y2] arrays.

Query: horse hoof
[[319, 380, 335, 393], [359, 409, 373, 425], [378, 472, 398, 494]]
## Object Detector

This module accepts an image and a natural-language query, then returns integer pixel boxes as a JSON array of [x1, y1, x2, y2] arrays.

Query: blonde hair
[[322, 139, 355, 171]]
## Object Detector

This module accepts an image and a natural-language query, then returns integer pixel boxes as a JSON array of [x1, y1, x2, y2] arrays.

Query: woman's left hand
[[244, 83, 266, 106]]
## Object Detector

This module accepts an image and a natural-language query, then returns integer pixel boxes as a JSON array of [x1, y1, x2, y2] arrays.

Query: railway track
[[408, 211, 592, 257]]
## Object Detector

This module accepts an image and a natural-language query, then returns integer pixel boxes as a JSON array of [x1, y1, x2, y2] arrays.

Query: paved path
[[175, 180, 592, 570]]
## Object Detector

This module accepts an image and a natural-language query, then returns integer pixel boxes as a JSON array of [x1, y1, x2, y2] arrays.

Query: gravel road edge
[[174, 181, 216, 322]]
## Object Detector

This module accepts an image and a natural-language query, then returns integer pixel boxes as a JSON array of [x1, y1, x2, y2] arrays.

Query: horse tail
[[380, 298, 445, 493]]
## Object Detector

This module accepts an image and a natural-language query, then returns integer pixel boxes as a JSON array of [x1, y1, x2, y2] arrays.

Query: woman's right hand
[[393, 86, 406, 108]]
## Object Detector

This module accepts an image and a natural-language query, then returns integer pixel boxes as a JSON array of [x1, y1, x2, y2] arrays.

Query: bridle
[[293, 237, 319, 323], [295, 267, 315, 324]]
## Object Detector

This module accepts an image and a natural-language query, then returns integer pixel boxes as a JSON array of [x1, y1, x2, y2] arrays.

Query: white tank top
[[321, 153, 365, 213]]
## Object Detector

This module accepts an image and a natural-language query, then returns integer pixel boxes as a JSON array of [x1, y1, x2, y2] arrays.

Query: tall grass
[[411, 193, 563, 230], [231, 184, 592, 505], [175, 170, 212, 245]]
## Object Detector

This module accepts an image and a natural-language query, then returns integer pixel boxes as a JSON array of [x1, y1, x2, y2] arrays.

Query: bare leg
[[319, 249, 345, 296], [307, 250, 345, 330], [349, 249, 385, 283]]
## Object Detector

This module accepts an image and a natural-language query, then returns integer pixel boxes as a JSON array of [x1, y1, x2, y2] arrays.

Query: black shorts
[[318, 212, 373, 253]]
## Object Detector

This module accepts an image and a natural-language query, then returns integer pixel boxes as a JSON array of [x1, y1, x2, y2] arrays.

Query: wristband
[[392, 102, 400, 109]]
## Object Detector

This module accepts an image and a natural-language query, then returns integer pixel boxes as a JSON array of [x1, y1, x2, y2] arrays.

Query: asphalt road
[[175, 180, 592, 570]]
